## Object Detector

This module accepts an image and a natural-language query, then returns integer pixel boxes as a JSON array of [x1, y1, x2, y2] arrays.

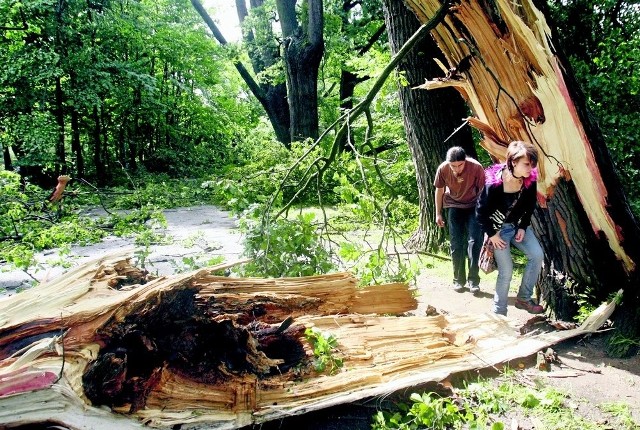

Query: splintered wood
[[406, 0, 634, 270], [0, 253, 615, 429]]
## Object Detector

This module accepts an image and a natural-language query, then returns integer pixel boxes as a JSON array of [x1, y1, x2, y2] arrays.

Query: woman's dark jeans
[[447, 206, 483, 287]]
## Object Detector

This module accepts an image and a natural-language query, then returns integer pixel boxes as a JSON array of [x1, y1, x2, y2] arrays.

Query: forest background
[[1, 0, 640, 357]]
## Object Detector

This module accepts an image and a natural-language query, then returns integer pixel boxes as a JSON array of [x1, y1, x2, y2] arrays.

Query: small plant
[[600, 401, 640, 429], [372, 392, 480, 430], [372, 368, 635, 430], [304, 328, 343, 375], [575, 291, 596, 323], [607, 331, 640, 358]]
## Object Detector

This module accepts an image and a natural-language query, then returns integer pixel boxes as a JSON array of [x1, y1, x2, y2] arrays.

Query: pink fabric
[[485, 164, 537, 189]]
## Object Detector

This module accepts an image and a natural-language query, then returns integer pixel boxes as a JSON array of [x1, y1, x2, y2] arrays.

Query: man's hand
[[490, 232, 507, 249], [515, 228, 525, 242], [434, 187, 445, 227]]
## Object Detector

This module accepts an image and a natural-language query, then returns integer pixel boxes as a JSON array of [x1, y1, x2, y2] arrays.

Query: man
[[434, 146, 485, 294]]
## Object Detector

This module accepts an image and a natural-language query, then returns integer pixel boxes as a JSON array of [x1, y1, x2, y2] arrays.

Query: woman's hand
[[490, 232, 506, 249], [515, 228, 525, 242]]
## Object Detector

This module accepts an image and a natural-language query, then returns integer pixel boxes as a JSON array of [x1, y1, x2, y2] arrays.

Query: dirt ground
[[2, 205, 639, 428], [413, 271, 640, 428]]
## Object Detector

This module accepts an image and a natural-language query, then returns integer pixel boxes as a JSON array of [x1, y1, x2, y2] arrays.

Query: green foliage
[[599, 402, 640, 430], [548, 0, 640, 215], [104, 206, 167, 238], [202, 135, 294, 213], [574, 291, 597, 324], [21, 220, 105, 250], [75, 176, 220, 210], [170, 255, 225, 274], [372, 392, 477, 430], [0, 172, 165, 274], [1, 243, 37, 273], [238, 208, 336, 278], [304, 328, 343, 375], [372, 370, 636, 430], [4, 112, 58, 172], [606, 331, 640, 358], [339, 244, 420, 286], [0, 171, 34, 238], [1, 0, 253, 183]]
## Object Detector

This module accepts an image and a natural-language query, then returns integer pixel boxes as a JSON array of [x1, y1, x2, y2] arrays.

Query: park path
[[0, 205, 243, 294], [3, 205, 640, 424]]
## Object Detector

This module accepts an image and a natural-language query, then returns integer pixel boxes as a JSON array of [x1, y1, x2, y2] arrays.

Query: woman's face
[[512, 157, 534, 178]]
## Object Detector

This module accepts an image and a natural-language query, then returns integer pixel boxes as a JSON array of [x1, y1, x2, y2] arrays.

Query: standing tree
[[235, 0, 291, 146], [276, 0, 324, 142], [382, 0, 475, 252], [401, 0, 640, 353], [194, 0, 325, 144]]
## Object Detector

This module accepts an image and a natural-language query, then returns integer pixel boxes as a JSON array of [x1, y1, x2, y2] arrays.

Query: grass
[[373, 369, 640, 430], [599, 402, 640, 430]]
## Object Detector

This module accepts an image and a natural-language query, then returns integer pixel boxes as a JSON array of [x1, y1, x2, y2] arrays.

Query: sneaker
[[468, 283, 480, 295], [452, 282, 465, 293], [515, 299, 544, 314]]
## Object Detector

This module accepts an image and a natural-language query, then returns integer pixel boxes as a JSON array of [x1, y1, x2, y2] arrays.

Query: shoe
[[469, 284, 480, 295], [515, 299, 544, 314], [452, 282, 465, 293]]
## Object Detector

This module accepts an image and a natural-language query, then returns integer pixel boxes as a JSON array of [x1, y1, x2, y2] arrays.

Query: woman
[[476, 141, 544, 316]]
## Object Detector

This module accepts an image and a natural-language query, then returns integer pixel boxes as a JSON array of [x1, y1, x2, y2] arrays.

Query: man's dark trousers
[[447, 206, 482, 287]]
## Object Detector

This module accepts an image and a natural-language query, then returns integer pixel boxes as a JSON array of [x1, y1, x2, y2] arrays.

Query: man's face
[[449, 160, 466, 176]]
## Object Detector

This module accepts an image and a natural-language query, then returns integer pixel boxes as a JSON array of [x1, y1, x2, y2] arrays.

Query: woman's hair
[[506, 141, 538, 173], [446, 146, 466, 162]]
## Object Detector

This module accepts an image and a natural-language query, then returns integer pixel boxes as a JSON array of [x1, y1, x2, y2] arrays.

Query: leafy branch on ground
[[372, 368, 640, 430]]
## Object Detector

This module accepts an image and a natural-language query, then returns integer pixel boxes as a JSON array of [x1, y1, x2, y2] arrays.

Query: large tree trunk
[[276, 0, 324, 142], [382, 0, 475, 252], [192, 0, 291, 146], [404, 0, 640, 352], [0, 254, 614, 428], [236, 0, 292, 148]]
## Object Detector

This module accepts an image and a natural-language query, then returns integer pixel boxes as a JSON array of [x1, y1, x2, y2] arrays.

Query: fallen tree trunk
[[0, 252, 615, 429]]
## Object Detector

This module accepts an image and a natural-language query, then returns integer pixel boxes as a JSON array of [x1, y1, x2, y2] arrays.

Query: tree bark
[[276, 0, 324, 142], [69, 72, 84, 178], [404, 0, 640, 351], [2, 144, 11, 171], [92, 106, 105, 187], [382, 0, 475, 252]]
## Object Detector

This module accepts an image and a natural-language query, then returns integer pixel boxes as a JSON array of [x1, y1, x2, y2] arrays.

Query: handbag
[[479, 235, 497, 274], [478, 187, 523, 274]]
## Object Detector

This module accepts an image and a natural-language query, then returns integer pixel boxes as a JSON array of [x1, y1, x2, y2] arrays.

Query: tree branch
[[191, 0, 268, 106], [269, 0, 452, 216]]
